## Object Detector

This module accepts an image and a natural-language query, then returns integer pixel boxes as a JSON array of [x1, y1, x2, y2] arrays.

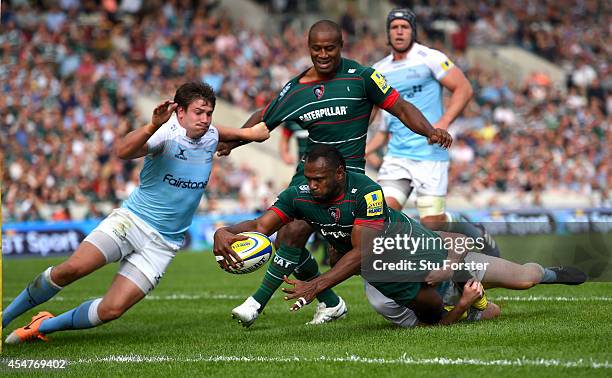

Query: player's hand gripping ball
[[228, 232, 275, 274]]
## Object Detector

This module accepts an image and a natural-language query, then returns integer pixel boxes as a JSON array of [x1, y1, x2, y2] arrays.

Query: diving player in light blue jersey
[[365, 8, 500, 254], [4, 82, 270, 344]]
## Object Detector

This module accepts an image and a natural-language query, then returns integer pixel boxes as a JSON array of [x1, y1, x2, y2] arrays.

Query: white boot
[[307, 297, 347, 325], [231, 297, 261, 328]]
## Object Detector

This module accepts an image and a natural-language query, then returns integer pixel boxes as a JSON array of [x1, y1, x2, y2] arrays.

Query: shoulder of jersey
[[372, 54, 394, 70], [413, 42, 438, 58], [347, 171, 376, 191], [277, 77, 300, 99], [161, 115, 185, 136], [342, 58, 368, 76]]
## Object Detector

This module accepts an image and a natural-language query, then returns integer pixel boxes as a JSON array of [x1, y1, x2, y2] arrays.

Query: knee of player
[[52, 262, 84, 285], [419, 214, 446, 231], [482, 302, 501, 319], [278, 222, 312, 247], [519, 263, 545, 288], [97, 301, 128, 322], [513, 279, 538, 290]]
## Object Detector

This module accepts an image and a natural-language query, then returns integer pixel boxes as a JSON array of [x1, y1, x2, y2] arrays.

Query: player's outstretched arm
[[216, 109, 264, 156], [217, 122, 270, 143], [213, 210, 284, 271], [282, 224, 378, 310], [114, 100, 177, 160], [386, 98, 453, 149]]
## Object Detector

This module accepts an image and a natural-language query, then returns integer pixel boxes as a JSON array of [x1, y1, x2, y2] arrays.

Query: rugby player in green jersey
[[214, 145, 587, 326], [217, 20, 452, 327]]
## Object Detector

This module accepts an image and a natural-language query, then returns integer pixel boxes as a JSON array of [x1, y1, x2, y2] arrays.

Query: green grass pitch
[[2, 235, 611, 376]]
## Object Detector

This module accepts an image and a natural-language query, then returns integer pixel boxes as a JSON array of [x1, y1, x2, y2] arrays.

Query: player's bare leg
[[419, 214, 447, 231], [96, 274, 147, 322], [3, 241, 107, 328], [52, 242, 108, 286], [385, 196, 403, 211], [6, 272, 146, 344], [463, 252, 587, 289]]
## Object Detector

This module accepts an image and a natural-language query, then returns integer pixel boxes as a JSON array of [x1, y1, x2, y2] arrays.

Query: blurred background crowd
[[1, 0, 609, 222]]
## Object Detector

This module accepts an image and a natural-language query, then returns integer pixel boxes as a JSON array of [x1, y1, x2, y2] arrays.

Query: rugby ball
[[228, 232, 275, 274]]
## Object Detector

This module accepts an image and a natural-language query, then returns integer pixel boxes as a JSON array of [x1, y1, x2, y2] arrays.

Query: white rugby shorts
[[378, 156, 449, 196], [87, 208, 181, 290]]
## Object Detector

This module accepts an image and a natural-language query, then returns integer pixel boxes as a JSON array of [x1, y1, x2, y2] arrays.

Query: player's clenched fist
[[458, 279, 484, 307], [246, 122, 270, 142], [427, 128, 452, 149]]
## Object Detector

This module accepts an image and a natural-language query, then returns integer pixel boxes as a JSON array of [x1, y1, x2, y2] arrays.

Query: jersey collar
[[298, 58, 345, 84], [392, 42, 421, 62]]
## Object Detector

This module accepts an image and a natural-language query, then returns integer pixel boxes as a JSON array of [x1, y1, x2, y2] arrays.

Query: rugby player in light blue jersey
[[366, 8, 503, 255], [363, 8, 502, 327], [366, 8, 481, 239], [4, 82, 270, 344]]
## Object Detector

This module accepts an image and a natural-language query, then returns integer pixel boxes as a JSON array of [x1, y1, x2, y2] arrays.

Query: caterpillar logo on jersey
[[370, 70, 390, 94], [313, 84, 325, 100], [163, 174, 207, 189], [364, 190, 384, 216], [441, 59, 454, 71], [299, 106, 348, 122]]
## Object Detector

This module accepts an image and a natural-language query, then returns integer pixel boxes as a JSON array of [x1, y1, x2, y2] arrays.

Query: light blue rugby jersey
[[123, 115, 219, 245], [373, 43, 454, 161]]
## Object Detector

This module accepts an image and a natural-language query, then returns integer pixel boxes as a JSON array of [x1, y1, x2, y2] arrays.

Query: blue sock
[[540, 268, 558, 283], [38, 298, 103, 334], [3, 267, 62, 328]]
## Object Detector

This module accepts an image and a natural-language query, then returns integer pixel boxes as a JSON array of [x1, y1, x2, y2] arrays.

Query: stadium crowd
[[1, 0, 609, 222]]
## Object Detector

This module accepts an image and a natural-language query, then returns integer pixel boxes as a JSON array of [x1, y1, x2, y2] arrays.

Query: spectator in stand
[[2, 1, 609, 221]]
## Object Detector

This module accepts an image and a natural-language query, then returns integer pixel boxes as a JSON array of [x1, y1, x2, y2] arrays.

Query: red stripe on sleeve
[[380, 89, 400, 110], [261, 102, 272, 118], [282, 128, 292, 138], [269, 207, 293, 224], [354, 218, 385, 230]]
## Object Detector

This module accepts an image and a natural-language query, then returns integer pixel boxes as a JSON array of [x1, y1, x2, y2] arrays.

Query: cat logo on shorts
[[370, 71, 390, 94], [364, 190, 384, 216]]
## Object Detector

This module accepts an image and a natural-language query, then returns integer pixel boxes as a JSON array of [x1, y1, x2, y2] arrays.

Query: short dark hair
[[173, 81, 216, 110], [308, 20, 343, 45], [305, 144, 346, 171]]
